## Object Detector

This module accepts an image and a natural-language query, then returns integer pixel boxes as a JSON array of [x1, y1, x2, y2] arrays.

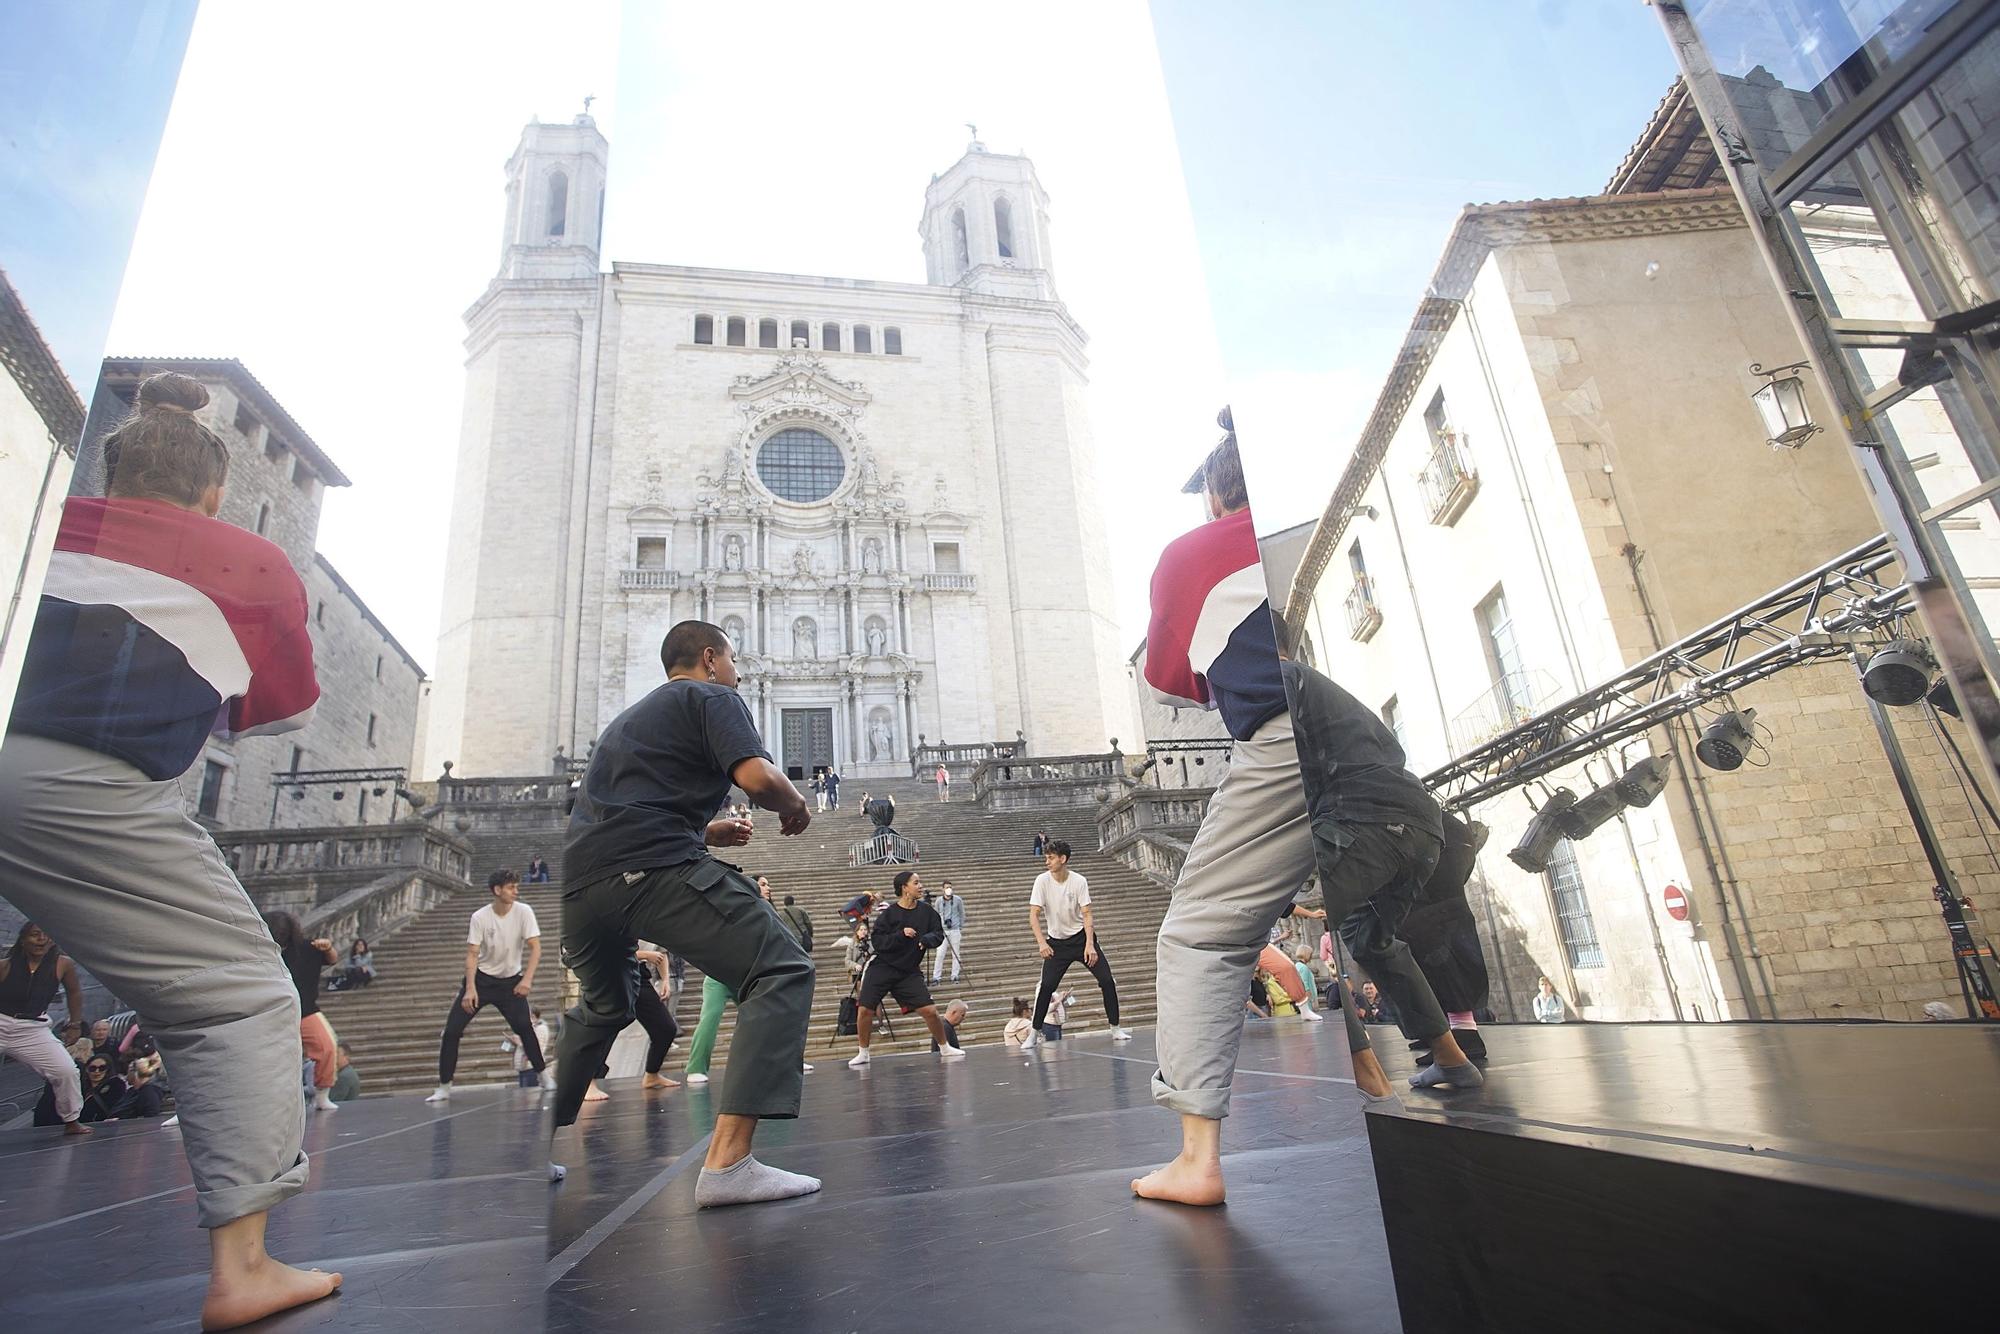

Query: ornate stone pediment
[[730, 352, 870, 435]]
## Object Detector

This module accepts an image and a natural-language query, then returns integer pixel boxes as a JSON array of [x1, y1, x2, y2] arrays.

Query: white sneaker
[[1017, 1033, 1038, 1052], [1111, 1028, 1133, 1042], [848, 1048, 872, 1068], [540, 1071, 556, 1089], [1303, 1010, 1325, 1023], [424, 1085, 451, 1103], [801, 1062, 815, 1073], [685, 1071, 709, 1085], [939, 1045, 966, 1060]]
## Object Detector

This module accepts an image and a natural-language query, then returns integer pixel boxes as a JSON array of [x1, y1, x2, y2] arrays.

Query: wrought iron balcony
[[1419, 429, 1478, 525], [619, 567, 681, 591], [1345, 574, 1384, 642], [1447, 668, 1563, 756]]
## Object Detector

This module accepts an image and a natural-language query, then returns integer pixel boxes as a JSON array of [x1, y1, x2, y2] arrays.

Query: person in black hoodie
[[846, 871, 966, 1067]]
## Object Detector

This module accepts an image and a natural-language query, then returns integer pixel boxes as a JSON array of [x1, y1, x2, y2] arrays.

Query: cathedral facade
[[426, 114, 1131, 779]]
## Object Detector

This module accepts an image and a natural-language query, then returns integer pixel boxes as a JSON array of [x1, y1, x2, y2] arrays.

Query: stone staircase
[[325, 778, 1172, 1094]]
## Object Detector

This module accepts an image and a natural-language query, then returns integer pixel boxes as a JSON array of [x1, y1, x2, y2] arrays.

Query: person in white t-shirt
[[1019, 841, 1130, 1051], [426, 869, 546, 1102]]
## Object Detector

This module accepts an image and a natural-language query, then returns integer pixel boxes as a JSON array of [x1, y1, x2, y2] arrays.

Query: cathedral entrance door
[[780, 708, 835, 780]]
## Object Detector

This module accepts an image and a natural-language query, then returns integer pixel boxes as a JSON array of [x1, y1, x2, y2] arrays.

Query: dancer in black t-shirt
[[846, 871, 966, 1067], [558, 621, 819, 1207]]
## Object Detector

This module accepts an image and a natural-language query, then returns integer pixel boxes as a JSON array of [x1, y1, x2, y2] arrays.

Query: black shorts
[[858, 962, 932, 1013]]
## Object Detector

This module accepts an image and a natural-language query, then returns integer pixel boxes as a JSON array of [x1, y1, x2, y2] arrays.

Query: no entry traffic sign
[[1663, 883, 1690, 922]]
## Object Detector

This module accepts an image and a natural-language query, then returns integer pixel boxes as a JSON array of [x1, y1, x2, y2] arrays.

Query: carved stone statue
[[723, 616, 746, 651], [868, 710, 894, 762], [865, 618, 888, 656], [792, 616, 817, 659], [793, 542, 815, 576], [861, 537, 883, 574], [722, 533, 744, 571]]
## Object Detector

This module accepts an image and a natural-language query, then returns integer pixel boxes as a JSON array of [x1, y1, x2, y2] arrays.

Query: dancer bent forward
[[555, 621, 819, 1207], [0, 373, 337, 1325], [846, 871, 966, 1066], [1132, 424, 1477, 1207]]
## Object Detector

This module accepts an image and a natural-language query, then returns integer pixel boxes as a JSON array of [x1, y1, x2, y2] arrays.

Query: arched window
[[952, 208, 970, 272], [884, 327, 903, 356], [823, 322, 841, 351], [758, 318, 779, 349], [790, 319, 809, 348], [726, 317, 746, 347], [853, 324, 873, 354], [694, 315, 714, 345], [994, 196, 1015, 259], [545, 171, 568, 238]]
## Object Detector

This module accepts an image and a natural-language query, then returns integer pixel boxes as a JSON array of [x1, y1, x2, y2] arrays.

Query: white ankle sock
[[695, 1154, 821, 1207]]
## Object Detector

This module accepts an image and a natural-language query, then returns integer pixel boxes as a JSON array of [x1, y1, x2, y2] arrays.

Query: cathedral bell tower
[[498, 110, 608, 281], [919, 134, 1058, 301]]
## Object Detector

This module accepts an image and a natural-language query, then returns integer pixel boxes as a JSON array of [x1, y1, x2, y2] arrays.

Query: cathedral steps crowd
[[320, 778, 1175, 1094]]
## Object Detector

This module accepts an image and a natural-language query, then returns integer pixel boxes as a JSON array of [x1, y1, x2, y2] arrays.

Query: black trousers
[[596, 975, 680, 1077], [1033, 931, 1119, 1028], [557, 858, 813, 1128], [438, 971, 543, 1082]]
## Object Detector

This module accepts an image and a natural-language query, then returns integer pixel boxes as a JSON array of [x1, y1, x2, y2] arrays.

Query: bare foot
[[642, 1073, 680, 1089], [201, 1258, 342, 1330], [1131, 1154, 1226, 1207], [583, 1083, 610, 1102], [1352, 1048, 1395, 1100], [63, 1121, 92, 1137]]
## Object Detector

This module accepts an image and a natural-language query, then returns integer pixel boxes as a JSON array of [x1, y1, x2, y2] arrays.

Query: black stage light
[[290, 787, 306, 800], [1614, 755, 1673, 807], [372, 785, 388, 797], [1926, 675, 1961, 719], [1862, 639, 1935, 706], [1509, 788, 1576, 874], [1556, 784, 1625, 840], [1695, 709, 1758, 771], [331, 788, 345, 801]]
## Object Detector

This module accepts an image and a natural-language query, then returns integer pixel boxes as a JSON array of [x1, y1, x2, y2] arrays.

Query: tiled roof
[[1605, 78, 1723, 195], [0, 265, 86, 450]]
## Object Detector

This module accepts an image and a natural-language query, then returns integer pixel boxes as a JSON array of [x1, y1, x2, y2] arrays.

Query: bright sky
[[1150, 1, 1681, 538], [107, 0, 1223, 673]]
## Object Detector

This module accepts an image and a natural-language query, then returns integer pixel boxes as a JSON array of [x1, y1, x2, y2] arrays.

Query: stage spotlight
[[1928, 675, 1961, 719], [1509, 788, 1576, 874], [1614, 755, 1673, 807], [1695, 709, 1758, 771], [372, 785, 388, 797], [1556, 784, 1625, 840], [289, 787, 305, 801], [331, 788, 345, 801], [1862, 639, 1935, 706]]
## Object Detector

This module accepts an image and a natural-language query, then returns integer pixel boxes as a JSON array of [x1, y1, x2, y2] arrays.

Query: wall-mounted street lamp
[[1749, 361, 1821, 448]]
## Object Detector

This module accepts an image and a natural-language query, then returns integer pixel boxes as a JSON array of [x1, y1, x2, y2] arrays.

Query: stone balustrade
[[972, 750, 1130, 811], [217, 821, 474, 916], [910, 737, 1024, 780], [301, 866, 466, 952], [1095, 785, 1214, 885]]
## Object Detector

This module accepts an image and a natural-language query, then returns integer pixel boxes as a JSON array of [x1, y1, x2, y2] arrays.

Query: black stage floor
[[9, 1021, 1994, 1332], [1367, 1020, 2000, 1216], [547, 1023, 1401, 1334], [0, 1085, 551, 1333]]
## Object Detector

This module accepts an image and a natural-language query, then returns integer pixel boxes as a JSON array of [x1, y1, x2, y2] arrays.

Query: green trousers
[[683, 975, 730, 1075]]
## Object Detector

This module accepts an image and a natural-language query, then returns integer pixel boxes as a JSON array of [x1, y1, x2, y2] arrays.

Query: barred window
[[756, 428, 845, 503], [1545, 842, 1604, 970]]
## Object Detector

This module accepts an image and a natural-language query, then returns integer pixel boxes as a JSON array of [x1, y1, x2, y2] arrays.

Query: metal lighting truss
[[1424, 535, 1907, 812]]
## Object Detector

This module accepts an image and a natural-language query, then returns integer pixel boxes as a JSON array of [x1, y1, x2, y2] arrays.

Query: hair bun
[[136, 371, 210, 415]]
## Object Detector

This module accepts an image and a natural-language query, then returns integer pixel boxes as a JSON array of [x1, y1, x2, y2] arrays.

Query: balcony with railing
[[1345, 574, 1384, 642], [1447, 668, 1564, 756], [620, 567, 681, 591], [1419, 429, 1478, 525], [923, 572, 977, 593]]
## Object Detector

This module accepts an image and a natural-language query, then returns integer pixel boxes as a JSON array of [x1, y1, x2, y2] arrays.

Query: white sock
[[312, 1090, 337, 1110], [695, 1154, 821, 1207]]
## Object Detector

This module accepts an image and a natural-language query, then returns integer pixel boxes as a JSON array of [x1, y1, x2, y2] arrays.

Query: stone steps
[[330, 782, 1170, 1093]]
